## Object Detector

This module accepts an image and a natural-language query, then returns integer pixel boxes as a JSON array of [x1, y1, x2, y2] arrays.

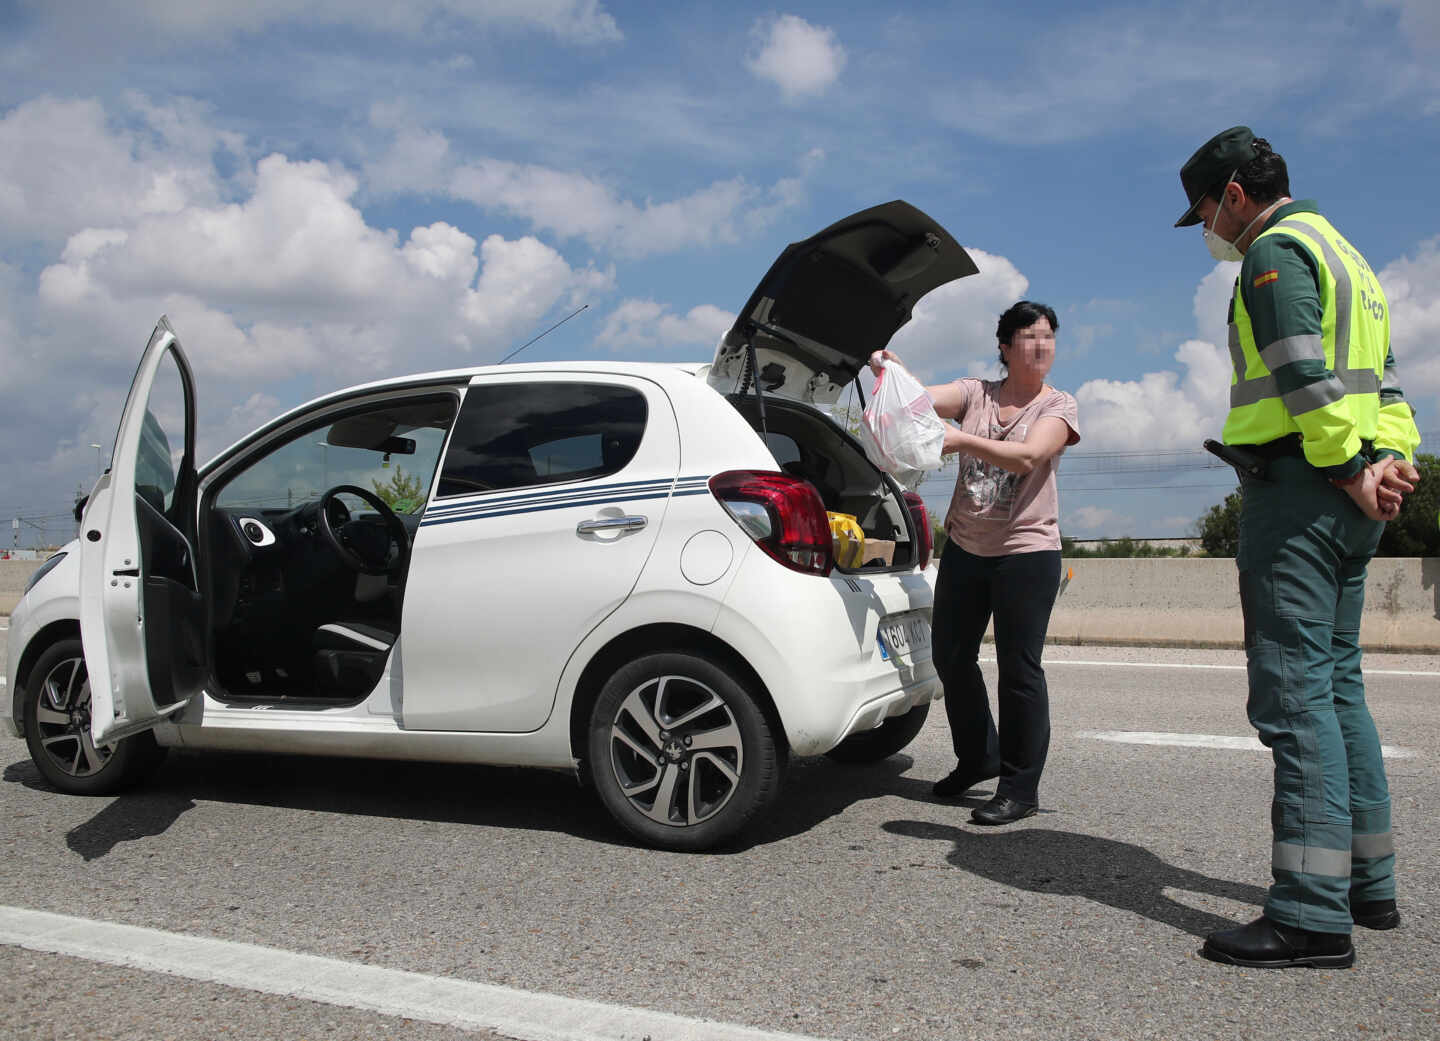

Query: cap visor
[[1174, 197, 1204, 228]]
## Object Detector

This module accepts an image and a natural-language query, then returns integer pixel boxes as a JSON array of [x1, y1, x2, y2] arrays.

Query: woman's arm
[[867, 349, 967, 419], [945, 414, 1072, 475]]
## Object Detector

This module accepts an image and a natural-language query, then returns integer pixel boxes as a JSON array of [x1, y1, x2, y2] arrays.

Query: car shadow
[[883, 818, 1269, 937], [5, 748, 960, 858], [4, 751, 619, 858]]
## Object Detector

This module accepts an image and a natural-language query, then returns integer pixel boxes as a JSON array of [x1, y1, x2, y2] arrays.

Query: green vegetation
[[371, 466, 426, 514], [1377, 452, 1439, 557], [1195, 491, 1243, 557], [1060, 536, 1193, 558]]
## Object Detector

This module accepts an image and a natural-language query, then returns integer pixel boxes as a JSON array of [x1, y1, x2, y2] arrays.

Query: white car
[[5, 201, 976, 850]]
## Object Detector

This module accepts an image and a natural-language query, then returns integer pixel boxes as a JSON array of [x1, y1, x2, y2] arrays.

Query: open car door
[[79, 316, 205, 746]]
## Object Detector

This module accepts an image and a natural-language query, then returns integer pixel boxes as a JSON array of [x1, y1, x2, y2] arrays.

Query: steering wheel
[[317, 485, 411, 576]]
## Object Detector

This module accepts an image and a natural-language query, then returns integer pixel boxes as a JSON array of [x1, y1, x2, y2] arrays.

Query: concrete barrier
[[0, 558, 48, 616], [4, 555, 1438, 651], [1050, 557, 1440, 652]]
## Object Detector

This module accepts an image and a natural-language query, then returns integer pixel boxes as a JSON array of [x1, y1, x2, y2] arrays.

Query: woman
[[871, 300, 1079, 825]]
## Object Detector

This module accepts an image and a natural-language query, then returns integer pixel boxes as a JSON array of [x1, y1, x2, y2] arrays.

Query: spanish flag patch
[[1253, 269, 1279, 288]]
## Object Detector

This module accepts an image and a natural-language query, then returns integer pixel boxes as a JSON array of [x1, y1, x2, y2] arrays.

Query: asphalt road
[[1, 629, 1437, 1041]]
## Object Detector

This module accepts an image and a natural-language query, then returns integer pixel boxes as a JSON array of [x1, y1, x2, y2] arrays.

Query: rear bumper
[[712, 553, 939, 756]]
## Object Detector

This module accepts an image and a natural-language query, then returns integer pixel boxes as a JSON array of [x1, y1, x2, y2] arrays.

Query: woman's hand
[[867, 349, 900, 375]]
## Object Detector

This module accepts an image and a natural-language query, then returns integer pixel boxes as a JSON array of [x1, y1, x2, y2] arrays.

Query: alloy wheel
[[31, 654, 112, 778], [607, 673, 744, 826]]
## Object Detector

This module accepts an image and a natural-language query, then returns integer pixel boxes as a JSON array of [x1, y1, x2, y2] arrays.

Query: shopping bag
[[857, 359, 945, 489]]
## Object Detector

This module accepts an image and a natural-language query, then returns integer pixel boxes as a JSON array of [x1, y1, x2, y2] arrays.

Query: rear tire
[[21, 637, 166, 795], [824, 702, 930, 763], [587, 652, 784, 851]]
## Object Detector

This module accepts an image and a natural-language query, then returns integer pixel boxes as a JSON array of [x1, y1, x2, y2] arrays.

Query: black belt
[[1236, 434, 1375, 461], [1205, 435, 1376, 483]]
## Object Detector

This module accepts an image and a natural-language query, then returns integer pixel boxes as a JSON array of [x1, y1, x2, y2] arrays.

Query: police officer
[[1173, 127, 1422, 968]]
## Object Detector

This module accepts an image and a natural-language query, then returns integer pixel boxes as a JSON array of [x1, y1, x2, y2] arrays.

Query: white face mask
[[1202, 178, 1268, 262]]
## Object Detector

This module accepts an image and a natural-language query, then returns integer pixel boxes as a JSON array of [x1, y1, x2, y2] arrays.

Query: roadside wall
[[1050, 557, 1440, 652], [4, 556, 1438, 651]]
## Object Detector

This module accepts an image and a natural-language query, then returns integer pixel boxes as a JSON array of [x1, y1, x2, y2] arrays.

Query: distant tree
[[371, 467, 425, 514], [1377, 452, 1439, 557], [1195, 490, 1242, 557]]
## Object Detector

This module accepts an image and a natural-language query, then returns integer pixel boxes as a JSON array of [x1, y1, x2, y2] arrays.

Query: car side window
[[437, 382, 647, 497]]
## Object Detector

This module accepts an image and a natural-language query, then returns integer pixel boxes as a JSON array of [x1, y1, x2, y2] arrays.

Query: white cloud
[[745, 14, 847, 101], [596, 300, 734, 352], [1075, 339, 1230, 453], [366, 120, 820, 258], [1377, 236, 1440, 432], [1192, 259, 1240, 352], [885, 247, 1030, 382], [1065, 505, 1132, 537], [0, 95, 239, 245]]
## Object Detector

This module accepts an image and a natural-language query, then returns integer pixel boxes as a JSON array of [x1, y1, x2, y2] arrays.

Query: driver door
[[79, 317, 206, 746]]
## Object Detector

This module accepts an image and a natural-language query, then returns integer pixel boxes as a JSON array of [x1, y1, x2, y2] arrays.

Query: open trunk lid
[[707, 200, 978, 406]]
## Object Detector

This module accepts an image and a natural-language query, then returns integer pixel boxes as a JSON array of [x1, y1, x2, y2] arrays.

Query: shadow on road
[[5, 747, 974, 858], [883, 818, 1268, 937]]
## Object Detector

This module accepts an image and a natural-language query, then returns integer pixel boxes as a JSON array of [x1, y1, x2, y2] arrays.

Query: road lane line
[[1077, 730, 1416, 760], [981, 658, 1440, 678], [0, 906, 827, 1041]]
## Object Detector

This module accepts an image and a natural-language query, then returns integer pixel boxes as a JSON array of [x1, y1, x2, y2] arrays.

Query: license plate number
[[877, 614, 932, 661]]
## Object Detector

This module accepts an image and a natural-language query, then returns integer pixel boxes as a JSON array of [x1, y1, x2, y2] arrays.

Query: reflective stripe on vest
[[1223, 214, 1386, 453]]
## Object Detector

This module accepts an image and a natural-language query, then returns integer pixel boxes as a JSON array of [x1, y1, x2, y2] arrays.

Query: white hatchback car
[[5, 201, 977, 850]]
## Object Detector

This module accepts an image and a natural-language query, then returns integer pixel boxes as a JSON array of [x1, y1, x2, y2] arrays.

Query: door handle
[[576, 515, 648, 534]]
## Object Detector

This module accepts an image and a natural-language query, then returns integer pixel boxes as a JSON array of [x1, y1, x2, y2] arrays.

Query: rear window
[[437, 382, 647, 497]]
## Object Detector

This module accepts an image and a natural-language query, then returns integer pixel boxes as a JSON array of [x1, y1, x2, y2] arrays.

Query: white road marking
[[0, 906, 827, 1041], [1078, 730, 1416, 760], [981, 657, 1440, 678]]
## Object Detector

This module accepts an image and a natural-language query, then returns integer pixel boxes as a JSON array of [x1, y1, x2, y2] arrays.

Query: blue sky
[[2, 0, 1438, 544]]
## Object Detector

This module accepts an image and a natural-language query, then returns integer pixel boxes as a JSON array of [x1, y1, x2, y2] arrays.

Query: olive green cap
[[1175, 126, 1258, 227]]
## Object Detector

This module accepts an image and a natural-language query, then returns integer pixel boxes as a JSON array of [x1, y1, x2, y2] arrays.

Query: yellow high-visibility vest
[[1223, 212, 1415, 466]]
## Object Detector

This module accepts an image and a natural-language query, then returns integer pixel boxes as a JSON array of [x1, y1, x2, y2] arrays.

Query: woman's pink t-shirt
[[942, 379, 1080, 557]]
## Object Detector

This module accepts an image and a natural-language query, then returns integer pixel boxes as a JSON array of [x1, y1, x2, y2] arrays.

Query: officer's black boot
[[1202, 915, 1354, 969]]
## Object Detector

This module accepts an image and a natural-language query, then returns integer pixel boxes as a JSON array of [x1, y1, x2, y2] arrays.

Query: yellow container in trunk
[[827, 512, 865, 569]]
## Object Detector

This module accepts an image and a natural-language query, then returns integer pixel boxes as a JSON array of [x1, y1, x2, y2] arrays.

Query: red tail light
[[903, 491, 933, 570], [709, 470, 833, 576]]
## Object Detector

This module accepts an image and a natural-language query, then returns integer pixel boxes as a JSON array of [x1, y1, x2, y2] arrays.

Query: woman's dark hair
[[996, 300, 1058, 367], [1206, 136, 1290, 207]]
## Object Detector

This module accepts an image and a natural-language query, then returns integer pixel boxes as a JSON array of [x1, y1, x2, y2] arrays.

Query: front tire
[[587, 652, 784, 851], [824, 702, 930, 763], [22, 637, 166, 795]]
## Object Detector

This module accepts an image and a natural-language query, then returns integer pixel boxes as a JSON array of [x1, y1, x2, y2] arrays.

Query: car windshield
[[215, 397, 455, 515]]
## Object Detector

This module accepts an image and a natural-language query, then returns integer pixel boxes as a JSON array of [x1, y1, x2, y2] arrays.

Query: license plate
[[877, 613, 932, 661]]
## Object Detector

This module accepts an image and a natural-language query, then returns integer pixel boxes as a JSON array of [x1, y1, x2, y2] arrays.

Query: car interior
[[727, 395, 919, 570], [201, 394, 458, 705]]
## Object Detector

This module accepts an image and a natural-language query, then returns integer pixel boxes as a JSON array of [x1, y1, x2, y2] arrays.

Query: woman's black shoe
[[932, 766, 998, 799], [1352, 898, 1401, 930], [970, 796, 1037, 825], [1202, 916, 1354, 969]]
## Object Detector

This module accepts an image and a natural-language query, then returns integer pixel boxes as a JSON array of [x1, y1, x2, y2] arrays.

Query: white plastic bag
[[857, 359, 945, 489]]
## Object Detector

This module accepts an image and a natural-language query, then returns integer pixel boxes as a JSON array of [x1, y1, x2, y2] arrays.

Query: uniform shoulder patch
[[1253, 269, 1279, 288]]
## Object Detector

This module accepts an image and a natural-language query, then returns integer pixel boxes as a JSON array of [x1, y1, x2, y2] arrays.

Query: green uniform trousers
[[1237, 456, 1395, 935]]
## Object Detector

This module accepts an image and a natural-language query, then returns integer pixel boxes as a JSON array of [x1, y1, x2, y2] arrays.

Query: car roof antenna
[[496, 303, 589, 365]]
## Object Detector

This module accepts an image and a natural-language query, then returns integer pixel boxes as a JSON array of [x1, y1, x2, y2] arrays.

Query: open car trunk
[[727, 395, 922, 572]]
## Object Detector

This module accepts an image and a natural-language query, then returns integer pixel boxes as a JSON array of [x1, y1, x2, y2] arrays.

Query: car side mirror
[[73, 495, 88, 523]]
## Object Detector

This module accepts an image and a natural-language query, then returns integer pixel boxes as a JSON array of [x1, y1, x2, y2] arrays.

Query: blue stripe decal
[[419, 474, 716, 529], [420, 489, 676, 528], [428, 477, 674, 514]]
